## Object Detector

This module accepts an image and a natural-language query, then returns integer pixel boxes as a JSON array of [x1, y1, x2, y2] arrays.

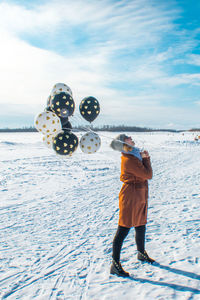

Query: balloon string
[[69, 114, 200, 151], [68, 114, 134, 148], [61, 115, 199, 152], [69, 114, 96, 133], [69, 114, 189, 151]]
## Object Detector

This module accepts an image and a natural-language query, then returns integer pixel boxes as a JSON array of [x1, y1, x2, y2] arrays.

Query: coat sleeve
[[122, 156, 153, 180]]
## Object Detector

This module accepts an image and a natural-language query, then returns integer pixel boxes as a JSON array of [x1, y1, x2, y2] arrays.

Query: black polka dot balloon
[[45, 106, 53, 112], [53, 130, 78, 156], [60, 118, 72, 131], [46, 95, 52, 108], [51, 92, 75, 118], [79, 96, 100, 123]]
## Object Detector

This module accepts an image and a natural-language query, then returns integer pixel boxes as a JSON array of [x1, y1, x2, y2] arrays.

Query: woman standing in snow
[[110, 134, 155, 277]]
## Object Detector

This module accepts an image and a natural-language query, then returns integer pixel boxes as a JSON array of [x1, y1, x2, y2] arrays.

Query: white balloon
[[50, 83, 72, 97], [34, 111, 62, 135], [42, 133, 55, 149], [80, 132, 101, 154], [46, 95, 52, 107]]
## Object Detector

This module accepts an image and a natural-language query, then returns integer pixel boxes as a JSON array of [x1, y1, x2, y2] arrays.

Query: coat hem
[[118, 221, 147, 228]]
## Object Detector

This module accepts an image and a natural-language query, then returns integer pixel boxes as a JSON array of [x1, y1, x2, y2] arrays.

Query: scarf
[[122, 146, 142, 161]]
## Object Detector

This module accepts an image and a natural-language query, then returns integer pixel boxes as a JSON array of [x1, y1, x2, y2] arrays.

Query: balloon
[[45, 106, 53, 112], [60, 118, 72, 131], [53, 130, 78, 156], [51, 92, 75, 118], [34, 111, 62, 135], [45, 106, 72, 131], [46, 95, 52, 108], [51, 83, 72, 97], [80, 132, 101, 154], [42, 133, 55, 149], [79, 96, 100, 122]]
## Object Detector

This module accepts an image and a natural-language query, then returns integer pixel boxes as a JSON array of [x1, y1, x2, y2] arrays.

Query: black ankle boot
[[137, 250, 155, 264], [110, 259, 130, 277]]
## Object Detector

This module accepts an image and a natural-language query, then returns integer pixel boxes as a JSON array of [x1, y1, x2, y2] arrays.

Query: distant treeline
[[91, 125, 180, 132], [188, 128, 200, 132], [0, 126, 37, 132], [0, 125, 189, 133]]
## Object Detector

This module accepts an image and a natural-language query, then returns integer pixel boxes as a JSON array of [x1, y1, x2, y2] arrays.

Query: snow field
[[0, 132, 199, 299]]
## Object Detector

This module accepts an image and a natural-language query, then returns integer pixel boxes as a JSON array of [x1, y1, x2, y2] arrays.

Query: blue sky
[[0, 0, 200, 129]]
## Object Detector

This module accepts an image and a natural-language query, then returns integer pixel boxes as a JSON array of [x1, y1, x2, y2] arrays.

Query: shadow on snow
[[128, 262, 200, 294], [128, 275, 200, 294], [153, 262, 200, 280]]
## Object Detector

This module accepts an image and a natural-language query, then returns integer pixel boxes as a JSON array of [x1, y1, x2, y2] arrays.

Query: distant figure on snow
[[110, 134, 155, 277]]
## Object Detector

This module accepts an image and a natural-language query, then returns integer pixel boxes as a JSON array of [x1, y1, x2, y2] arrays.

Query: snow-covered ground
[[0, 131, 199, 300]]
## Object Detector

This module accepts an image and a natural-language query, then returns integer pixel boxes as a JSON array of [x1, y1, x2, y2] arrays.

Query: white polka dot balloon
[[42, 133, 56, 149], [50, 83, 72, 97], [34, 111, 62, 135], [80, 131, 101, 154]]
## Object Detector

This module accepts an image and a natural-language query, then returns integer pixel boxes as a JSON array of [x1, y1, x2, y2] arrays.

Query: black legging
[[112, 225, 146, 263]]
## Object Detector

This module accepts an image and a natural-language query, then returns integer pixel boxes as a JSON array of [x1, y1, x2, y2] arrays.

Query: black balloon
[[51, 92, 75, 118], [46, 95, 51, 108], [53, 130, 78, 156], [79, 96, 100, 122], [60, 118, 72, 131], [45, 108, 72, 131], [45, 106, 53, 112]]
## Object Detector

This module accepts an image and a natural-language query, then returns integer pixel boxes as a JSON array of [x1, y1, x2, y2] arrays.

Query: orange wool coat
[[118, 153, 153, 228]]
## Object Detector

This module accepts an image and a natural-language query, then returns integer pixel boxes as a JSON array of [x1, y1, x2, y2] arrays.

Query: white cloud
[[195, 100, 200, 106], [0, 1, 175, 103], [0, 0, 199, 129], [187, 54, 200, 66], [100, 100, 200, 130], [0, 32, 110, 106], [0, 0, 177, 48], [153, 73, 200, 87]]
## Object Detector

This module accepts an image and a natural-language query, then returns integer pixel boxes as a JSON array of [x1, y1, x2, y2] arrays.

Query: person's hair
[[123, 144, 132, 152]]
